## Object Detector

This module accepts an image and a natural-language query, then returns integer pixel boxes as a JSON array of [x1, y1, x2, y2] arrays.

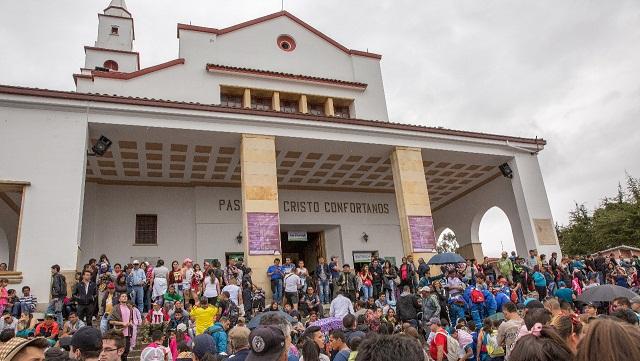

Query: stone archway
[[472, 206, 517, 258]]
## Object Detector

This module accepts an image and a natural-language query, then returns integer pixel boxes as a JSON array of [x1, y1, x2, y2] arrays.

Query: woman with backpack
[[476, 318, 505, 361]]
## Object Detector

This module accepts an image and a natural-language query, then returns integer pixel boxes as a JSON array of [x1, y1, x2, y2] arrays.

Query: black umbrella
[[576, 284, 639, 303], [427, 252, 466, 265], [247, 310, 296, 329]]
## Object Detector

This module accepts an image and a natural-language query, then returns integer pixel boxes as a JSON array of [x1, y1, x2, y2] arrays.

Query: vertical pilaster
[[324, 97, 335, 117], [390, 147, 436, 262], [243, 88, 251, 109], [240, 134, 280, 299], [299, 95, 308, 114], [272, 91, 281, 112]]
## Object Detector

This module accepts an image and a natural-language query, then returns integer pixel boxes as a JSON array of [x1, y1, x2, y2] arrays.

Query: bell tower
[[84, 0, 139, 73]]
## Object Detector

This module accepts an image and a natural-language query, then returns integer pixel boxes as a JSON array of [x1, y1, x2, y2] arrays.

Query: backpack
[[471, 288, 485, 303], [436, 331, 460, 361], [485, 330, 505, 357]]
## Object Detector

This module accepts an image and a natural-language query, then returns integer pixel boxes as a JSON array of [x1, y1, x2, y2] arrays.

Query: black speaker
[[499, 163, 513, 178]]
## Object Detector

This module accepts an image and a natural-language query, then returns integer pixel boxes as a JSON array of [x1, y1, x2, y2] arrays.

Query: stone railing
[[0, 271, 23, 284]]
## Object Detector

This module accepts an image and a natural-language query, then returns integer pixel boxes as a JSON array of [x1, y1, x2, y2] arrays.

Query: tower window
[[103, 60, 119, 71], [308, 103, 324, 116], [111, 26, 119, 35]]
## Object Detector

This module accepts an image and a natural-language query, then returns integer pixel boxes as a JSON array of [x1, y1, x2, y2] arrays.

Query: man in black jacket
[[48, 264, 67, 325], [370, 259, 384, 300], [396, 285, 421, 326], [73, 270, 97, 326]]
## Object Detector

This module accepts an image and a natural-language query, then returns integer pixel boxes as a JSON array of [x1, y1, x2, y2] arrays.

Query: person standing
[[329, 256, 341, 298], [267, 258, 284, 304], [181, 258, 195, 305], [496, 302, 524, 361], [73, 270, 97, 326], [109, 293, 136, 361], [315, 257, 331, 305], [48, 264, 67, 325], [357, 265, 374, 301], [152, 260, 170, 305], [128, 260, 146, 313], [337, 264, 357, 302], [282, 269, 301, 310], [370, 259, 384, 300], [497, 252, 515, 284]]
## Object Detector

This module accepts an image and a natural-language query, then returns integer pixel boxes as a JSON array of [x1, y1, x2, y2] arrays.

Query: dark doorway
[[281, 231, 325, 275]]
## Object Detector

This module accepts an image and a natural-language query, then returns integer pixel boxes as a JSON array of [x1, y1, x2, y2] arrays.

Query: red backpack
[[471, 288, 485, 303]]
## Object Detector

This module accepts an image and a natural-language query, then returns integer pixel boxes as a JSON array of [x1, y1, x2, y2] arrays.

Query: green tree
[[558, 174, 640, 255], [437, 231, 459, 253]]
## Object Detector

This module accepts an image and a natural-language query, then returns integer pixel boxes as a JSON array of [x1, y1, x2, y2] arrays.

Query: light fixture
[[362, 232, 369, 243], [236, 232, 243, 244], [88, 135, 113, 157], [498, 163, 513, 179]]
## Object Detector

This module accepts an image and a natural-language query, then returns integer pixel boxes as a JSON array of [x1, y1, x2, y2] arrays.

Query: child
[[0, 279, 8, 315], [252, 286, 265, 314], [169, 324, 192, 361]]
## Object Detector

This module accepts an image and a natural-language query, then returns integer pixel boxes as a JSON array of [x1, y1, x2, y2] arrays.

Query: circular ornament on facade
[[277, 35, 296, 52]]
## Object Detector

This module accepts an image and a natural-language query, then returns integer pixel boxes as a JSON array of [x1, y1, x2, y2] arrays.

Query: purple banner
[[408, 216, 436, 252], [247, 212, 281, 255]]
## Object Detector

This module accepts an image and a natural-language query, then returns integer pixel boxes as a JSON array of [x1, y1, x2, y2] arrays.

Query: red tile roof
[[74, 59, 185, 84], [0, 84, 546, 146], [177, 11, 382, 60], [206, 63, 367, 89]]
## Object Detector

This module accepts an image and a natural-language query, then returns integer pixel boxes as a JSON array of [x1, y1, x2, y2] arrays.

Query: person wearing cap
[[35, 314, 59, 346], [427, 318, 448, 361], [61, 312, 86, 337], [0, 336, 49, 361], [227, 326, 251, 361], [70, 326, 103, 361], [420, 286, 440, 330], [168, 323, 191, 361], [128, 260, 146, 313], [246, 326, 286, 361], [192, 334, 218, 361]]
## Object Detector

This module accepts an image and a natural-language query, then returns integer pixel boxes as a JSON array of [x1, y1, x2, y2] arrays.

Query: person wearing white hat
[[129, 260, 146, 313]]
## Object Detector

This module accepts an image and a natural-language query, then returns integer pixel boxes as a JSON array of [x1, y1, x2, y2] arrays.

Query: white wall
[[85, 48, 138, 73], [81, 185, 404, 267], [79, 15, 389, 121], [80, 184, 197, 264], [96, 15, 133, 52], [0, 106, 87, 301]]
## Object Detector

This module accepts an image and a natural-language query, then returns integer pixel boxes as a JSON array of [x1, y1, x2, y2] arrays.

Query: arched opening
[[436, 227, 459, 253], [103, 60, 119, 71], [478, 206, 516, 257]]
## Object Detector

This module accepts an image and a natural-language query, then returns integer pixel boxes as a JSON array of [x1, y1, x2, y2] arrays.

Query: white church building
[[0, 0, 561, 302]]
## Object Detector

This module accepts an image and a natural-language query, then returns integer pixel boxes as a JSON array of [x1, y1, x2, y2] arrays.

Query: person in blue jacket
[[494, 290, 510, 313], [463, 285, 483, 327], [482, 289, 497, 317], [206, 317, 231, 355]]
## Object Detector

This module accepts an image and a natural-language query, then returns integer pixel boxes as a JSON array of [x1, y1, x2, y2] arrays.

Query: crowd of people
[[1, 249, 640, 361]]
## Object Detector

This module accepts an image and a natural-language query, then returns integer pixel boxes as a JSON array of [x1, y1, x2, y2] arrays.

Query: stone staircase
[[127, 332, 146, 361]]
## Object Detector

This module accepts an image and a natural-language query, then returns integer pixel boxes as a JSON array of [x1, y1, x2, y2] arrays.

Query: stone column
[[272, 91, 281, 112], [243, 89, 251, 109], [240, 134, 280, 299], [390, 147, 437, 262], [324, 97, 335, 117], [299, 95, 308, 114], [509, 153, 562, 257]]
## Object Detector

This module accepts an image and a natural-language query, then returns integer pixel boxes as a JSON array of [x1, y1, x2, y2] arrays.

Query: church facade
[[0, 0, 560, 301]]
